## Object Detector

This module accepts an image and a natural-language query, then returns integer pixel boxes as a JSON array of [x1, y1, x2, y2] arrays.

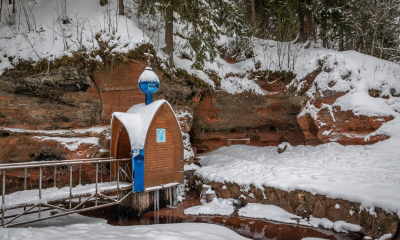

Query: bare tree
[[298, 0, 306, 42], [165, 0, 174, 68], [118, 0, 124, 15], [395, 17, 400, 63], [251, 0, 255, 29], [0, 0, 3, 21], [306, 11, 313, 40]]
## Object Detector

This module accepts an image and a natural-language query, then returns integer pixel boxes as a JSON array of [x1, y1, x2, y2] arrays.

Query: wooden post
[[226, 139, 232, 146]]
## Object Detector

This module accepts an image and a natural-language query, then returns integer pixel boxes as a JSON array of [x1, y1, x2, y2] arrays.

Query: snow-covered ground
[[196, 143, 400, 216], [0, 211, 250, 240]]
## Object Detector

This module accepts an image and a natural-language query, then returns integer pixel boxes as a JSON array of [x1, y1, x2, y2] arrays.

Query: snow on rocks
[[33, 136, 100, 151], [0, 126, 109, 136], [174, 109, 195, 161], [238, 203, 361, 233], [184, 198, 236, 216], [238, 203, 302, 225], [290, 48, 400, 145], [308, 216, 361, 233]]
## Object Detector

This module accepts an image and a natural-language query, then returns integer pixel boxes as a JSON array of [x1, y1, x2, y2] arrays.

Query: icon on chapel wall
[[157, 128, 166, 143]]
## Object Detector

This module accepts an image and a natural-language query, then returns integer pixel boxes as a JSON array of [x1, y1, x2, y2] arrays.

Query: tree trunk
[[339, 29, 344, 51], [251, 0, 256, 30], [370, 0, 378, 56], [12, 0, 14, 13], [306, 11, 313, 40], [118, 0, 124, 15], [298, 0, 306, 42], [0, 0, 3, 21], [165, 0, 174, 68], [322, 26, 327, 48], [395, 17, 400, 63]]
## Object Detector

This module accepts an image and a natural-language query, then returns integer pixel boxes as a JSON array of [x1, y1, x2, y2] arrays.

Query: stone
[[194, 179, 400, 239]]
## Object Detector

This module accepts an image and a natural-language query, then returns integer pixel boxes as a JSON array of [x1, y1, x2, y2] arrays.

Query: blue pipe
[[145, 93, 153, 105]]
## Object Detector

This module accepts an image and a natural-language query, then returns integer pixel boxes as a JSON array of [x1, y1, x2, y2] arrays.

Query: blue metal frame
[[133, 149, 145, 193]]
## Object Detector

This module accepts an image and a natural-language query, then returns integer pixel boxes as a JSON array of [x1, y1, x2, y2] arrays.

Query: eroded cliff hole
[[189, 91, 306, 152]]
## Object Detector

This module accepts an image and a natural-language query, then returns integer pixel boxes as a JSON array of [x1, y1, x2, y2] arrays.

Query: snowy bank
[[196, 144, 400, 216]]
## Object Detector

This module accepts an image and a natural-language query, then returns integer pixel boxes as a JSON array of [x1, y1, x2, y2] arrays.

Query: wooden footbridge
[[0, 157, 135, 228]]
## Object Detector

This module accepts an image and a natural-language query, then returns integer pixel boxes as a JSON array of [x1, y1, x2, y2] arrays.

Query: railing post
[[95, 163, 98, 206], [117, 160, 119, 201], [24, 168, 27, 191], [79, 163, 81, 185], [169, 187, 172, 206], [24, 168, 27, 211], [100, 162, 103, 183], [79, 163, 81, 203], [38, 167, 42, 218], [54, 166, 56, 188], [69, 165, 72, 211], [2, 170, 5, 226]]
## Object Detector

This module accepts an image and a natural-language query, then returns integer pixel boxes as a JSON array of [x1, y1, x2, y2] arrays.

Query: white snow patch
[[308, 216, 362, 233], [33, 136, 99, 151], [184, 163, 200, 171], [377, 234, 393, 240], [184, 198, 235, 216], [238, 203, 300, 225], [238, 203, 361, 233], [0, 126, 109, 135]]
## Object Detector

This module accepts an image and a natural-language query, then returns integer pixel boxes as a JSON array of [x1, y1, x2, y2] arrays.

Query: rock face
[[92, 61, 148, 123], [0, 67, 102, 129], [298, 107, 392, 146], [0, 59, 395, 161], [190, 79, 305, 152], [194, 178, 399, 239], [294, 69, 393, 146]]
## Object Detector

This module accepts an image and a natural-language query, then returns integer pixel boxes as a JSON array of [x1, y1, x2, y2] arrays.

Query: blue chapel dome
[[138, 67, 160, 94]]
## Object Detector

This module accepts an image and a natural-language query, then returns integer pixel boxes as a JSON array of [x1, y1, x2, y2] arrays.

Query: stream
[[81, 190, 363, 240]]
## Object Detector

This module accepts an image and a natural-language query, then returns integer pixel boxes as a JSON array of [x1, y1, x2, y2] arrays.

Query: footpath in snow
[[195, 143, 400, 216]]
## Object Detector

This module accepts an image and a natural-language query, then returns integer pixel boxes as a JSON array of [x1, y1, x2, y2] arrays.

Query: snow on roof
[[112, 100, 173, 155]]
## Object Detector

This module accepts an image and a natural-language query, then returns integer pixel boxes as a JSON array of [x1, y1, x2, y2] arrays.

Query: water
[[138, 81, 160, 94], [82, 191, 363, 240]]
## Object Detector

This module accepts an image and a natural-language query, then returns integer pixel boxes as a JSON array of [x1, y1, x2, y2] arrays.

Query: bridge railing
[[0, 157, 133, 227]]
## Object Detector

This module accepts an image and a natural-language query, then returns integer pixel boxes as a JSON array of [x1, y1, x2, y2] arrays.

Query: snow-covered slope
[[0, 0, 147, 75]]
